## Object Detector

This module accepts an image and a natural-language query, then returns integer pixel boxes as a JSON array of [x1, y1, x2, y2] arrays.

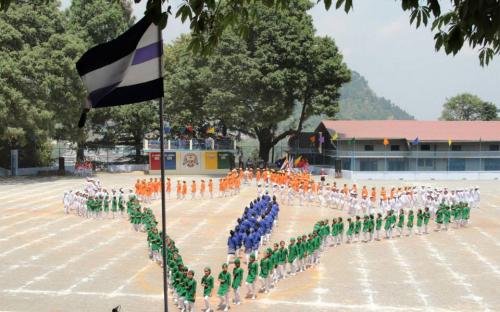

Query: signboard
[[164, 152, 176, 170], [180, 152, 201, 171], [10, 150, 18, 176], [147, 140, 160, 150], [217, 152, 233, 169], [149, 152, 161, 170], [204, 151, 218, 169]]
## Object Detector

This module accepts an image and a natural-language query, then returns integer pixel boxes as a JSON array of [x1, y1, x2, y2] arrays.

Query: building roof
[[319, 120, 500, 142]]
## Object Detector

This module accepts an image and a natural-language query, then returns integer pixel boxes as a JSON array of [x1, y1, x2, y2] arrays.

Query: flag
[[411, 137, 419, 145], [76, 14, 163, 127], [207, 127, 215, 134], [319, 136, 325, 144], [164, 126, 171, 134], [280, 156, 289, 170], [348, 137, 356, 145], [448, 138, 452, 146], [309, 135, 316, 143], [383, 138, 389, 146], [331, 132, 338, 141], [294, 156, 302, 166]]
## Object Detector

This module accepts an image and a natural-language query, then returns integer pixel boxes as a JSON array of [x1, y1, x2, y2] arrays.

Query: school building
[[144, 138, 237, 174], [288, 120, 500, 180]]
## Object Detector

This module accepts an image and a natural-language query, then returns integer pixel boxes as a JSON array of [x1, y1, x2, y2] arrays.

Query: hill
[[298, 71, 414, 131]]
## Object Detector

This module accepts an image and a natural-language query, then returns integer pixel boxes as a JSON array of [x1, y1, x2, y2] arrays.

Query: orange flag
[[383, 138, 389, 146]]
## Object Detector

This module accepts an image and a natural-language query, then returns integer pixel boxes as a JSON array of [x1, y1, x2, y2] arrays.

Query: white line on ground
[[354, 244, 376, 307], [63, 242, 144, 293], [258, 298, 430, 311], [387, 240, 430, 306], [0, 215, 84, 242], [2, 288, 162, 300], [109, 263, 155, 296], [420, 236, 491, 311], [16, 230, 128, 290], [472, 227, 500, 247]]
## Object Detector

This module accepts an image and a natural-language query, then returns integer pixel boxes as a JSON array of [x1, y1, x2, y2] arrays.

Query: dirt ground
[[1, 172, 500, 312]]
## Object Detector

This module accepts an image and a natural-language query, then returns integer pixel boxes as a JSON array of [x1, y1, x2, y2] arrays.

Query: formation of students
[[226, 195, 280, 264], [62, 178, 135, 219]]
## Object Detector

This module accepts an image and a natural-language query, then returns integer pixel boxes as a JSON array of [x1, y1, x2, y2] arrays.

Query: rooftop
[[319, 120, 500, 142]]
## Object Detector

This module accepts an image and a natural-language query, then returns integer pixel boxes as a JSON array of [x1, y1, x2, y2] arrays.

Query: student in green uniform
[[406, 210, 414, 236], [323, 220, 331, 249], [201, 267, 214, 312], [271, 243, 279, 286], [278, 240, 288, 280], [232, 258, 244, 305], [435, 205, 444, 231], [423, 207, 431, 234], [416, 209, 424, 235], [443, 205, 451, 231], [368, 214, 375, 242], [375, 213, 383, 240], [177, 266, 188, 311], [259, 249, 271, 293], [287, 238, 297, 276], [452, 205, 461, 228], [111, 191, 118, 219], [461, 203, 470, 227], [185, 270, 196, 312], [384, 210, 393, 239], [362, 215, 370, 242], [217, 263, 231, 311], [346, 218, 354, 243], [118, 191, 125, 216], [103, 192, 110, 218], [354, 216, 362, 242], [245, 254, 258, 299], [337, 217, 344, 245], [331, 219, 338, 246], [397, 209, 405, 237]]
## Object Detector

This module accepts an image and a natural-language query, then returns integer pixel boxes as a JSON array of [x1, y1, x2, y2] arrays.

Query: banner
[[164, 152, 176, 170], [180, 152, 201, 171], [205, 151, 218, 169], [217, 152, 233, 169]]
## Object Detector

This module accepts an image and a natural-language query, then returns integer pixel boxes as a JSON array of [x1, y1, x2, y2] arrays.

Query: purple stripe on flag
[[132, 41, 162, 65]]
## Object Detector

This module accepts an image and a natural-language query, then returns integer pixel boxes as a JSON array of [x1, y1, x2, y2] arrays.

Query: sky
[[62, 0, 500, 120]]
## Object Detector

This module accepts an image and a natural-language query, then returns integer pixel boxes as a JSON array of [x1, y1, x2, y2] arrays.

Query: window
[[489, 145, 499, 151], [451, 145, 462, 151], [364, 145, 374, 151], [360, 159, 377, 171], [390, 145, 400, 151], [449, 159, 465, 171], [420, 144, 431, 151], [388, 159, 405, 171], [485, 159, 500, 170], [418, 158, 434, 167]]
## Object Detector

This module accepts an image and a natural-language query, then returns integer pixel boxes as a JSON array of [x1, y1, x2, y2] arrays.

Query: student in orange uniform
[[208, 178, 214, 198], [191, 180, 197, 199], [182, 181, 187, 200], [176, 180, 181, 200], [166, 177, 171, 199], [200, 179, 206, 198]]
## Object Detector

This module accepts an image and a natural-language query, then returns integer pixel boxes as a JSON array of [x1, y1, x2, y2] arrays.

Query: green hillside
[[299, 71, 414, 131]]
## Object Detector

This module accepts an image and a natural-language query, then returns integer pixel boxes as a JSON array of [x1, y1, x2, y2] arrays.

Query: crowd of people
[[226, 195, 280, 264]]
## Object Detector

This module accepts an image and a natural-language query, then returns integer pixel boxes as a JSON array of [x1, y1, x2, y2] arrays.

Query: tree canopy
[[3, 0, 497, 65], [440, 93, 498, 121], [164, 0, 350, 161]]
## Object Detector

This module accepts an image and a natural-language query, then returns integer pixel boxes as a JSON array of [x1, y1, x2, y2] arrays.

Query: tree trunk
[[76, 142, 85, 162], [259, 140, 273, 164], [134, 141, 142, 164]]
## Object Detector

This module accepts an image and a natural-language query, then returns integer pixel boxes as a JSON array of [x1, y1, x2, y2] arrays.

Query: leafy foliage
[[4, 0, 495, 65], [440, 93, 498, 121], [164, 0, 350, 161]]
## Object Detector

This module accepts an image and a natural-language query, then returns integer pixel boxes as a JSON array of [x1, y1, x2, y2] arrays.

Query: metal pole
[[157, 23, 169, 312]]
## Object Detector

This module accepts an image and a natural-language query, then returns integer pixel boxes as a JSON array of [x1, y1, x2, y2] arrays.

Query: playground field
[[1, 173, 500, 312]]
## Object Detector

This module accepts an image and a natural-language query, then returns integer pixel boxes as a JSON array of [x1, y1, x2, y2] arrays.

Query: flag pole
[[156, 17, 169, 312]]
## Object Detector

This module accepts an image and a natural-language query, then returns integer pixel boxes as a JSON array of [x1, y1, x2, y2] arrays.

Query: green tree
[[0, 1, 76, 168], [165, 0, 350, 162], [4, 0, 497, 65], [440, 93, 498, 121]]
